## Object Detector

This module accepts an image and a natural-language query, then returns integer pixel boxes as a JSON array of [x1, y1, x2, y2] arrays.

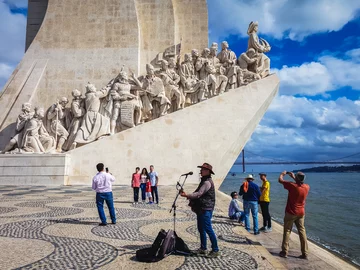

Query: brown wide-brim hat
[[197, 162, 215, 175]]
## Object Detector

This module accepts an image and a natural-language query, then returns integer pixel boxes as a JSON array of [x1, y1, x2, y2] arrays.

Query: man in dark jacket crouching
[[180, 162, 220, 258]]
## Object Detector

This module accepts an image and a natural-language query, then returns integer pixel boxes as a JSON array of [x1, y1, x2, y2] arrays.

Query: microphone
[[181, 171, 193, 176]]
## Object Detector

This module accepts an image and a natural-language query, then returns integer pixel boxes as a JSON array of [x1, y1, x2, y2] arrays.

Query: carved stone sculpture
[[74, 83, 110, 146], [1, 102, 33, 153], [180, 53, 207, 104], [132, 64, 171, 119], [238, 48, 261, 84], [45, 97, 71, 152], [1, 21, 272, 154], [62, 89, 85, 151], [209, 44, 228, 95], [247, 21, 271, 78], [158, 59, 182, 111], [20, 107, 56, 153], [103, 70, 142, 133], [196, 48, 217, 97], [217, 41, 238, 90]]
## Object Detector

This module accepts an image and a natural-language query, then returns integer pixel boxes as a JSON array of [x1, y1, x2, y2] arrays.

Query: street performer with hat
[[180, 162, 220, 258]]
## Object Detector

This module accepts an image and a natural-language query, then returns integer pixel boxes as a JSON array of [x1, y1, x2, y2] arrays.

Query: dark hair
[[231, 191, 238, 198], [136, 167, 140, 170], [141, 167, 149, 178], [96, 163, 104, 172], [150, 165, 154, 168]]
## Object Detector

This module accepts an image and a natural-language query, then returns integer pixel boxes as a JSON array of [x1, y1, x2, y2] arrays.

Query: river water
[[219, 171, 360, 266]]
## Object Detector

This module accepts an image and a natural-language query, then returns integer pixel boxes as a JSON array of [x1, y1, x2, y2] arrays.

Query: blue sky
[[0, 0, 360, 171]]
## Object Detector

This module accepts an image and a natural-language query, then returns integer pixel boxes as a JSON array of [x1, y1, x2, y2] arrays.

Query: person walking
[[140, 168, 149, 203], [180, 162, 220, 258], [239, 174, 261, 235], [278, 171, 310, 259], [92, 163, 116, 226], [149, 165, 159, 204], [259, 172, 272, 232], [132, 167, 141, 204]]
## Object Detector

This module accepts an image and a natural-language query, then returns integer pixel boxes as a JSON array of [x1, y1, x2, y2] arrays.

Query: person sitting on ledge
[[228, 191, 245, 226]]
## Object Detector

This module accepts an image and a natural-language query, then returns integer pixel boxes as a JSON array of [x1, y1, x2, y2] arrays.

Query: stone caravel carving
[[1, 20, 273, 154]]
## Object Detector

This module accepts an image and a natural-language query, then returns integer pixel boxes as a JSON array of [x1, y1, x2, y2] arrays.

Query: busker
[[259, 172, 272, 232], [239, 174, 261, 235], [180, 162, 220, 258], [278, 171, 310, 259], [92, 163, 116, 226]]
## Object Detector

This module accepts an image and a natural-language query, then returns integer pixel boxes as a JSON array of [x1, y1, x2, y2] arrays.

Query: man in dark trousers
[[278, 171, 310, 259], [259, 172, 272, 232], [92, 163, 116, 226], [180, 162, 220, 258], [239, 174, 261, 235]]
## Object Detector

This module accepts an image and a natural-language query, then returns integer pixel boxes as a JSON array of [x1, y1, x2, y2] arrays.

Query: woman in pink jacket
[[132, 167, 141, 204]]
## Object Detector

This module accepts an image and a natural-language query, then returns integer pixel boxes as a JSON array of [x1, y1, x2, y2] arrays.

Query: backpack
[[136, 229, 175, 262], [136, 229, 192, 262]]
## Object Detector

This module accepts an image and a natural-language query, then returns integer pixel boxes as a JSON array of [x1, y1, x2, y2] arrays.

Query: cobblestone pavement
[[0, 185, 355, 270]]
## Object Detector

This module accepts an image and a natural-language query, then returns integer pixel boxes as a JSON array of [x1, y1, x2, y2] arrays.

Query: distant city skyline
[[0, 0, 359, 169]]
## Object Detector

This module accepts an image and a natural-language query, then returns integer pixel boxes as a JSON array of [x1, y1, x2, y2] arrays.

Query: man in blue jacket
[[239, 174, 261, 234]]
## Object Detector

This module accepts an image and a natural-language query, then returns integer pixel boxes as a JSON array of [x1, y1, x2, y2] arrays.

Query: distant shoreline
[[295, 165, 360, 173]]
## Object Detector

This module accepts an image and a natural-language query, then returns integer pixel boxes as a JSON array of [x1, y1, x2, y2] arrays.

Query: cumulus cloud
[[273, 62, 333, 95], [274, 48, 360, 95], [247, 95, 360, 161], [208, 0, 360, 42]]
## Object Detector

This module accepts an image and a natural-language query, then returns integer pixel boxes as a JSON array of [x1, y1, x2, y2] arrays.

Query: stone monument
[[0, 0, 278, 187]]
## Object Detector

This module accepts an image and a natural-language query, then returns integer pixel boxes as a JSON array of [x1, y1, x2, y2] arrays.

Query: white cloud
[[208, 0, 360, 42], [247, 95, 360, 161], [273, 62, 332, 95], [274, 48, 360, 95]]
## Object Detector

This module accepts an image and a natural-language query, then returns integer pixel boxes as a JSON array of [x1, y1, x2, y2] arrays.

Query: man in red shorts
[[278, 171, 310, 259]]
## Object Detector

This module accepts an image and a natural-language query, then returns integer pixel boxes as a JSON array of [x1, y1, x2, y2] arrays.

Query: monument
[[0, 1, 278, 187]]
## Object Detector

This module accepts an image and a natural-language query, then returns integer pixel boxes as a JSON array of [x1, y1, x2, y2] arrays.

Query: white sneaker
[[265, 227, 272, 233]]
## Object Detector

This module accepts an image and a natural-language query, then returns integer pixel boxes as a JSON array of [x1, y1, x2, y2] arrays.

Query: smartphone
[[286, 172, 292, 175], [106, 167, 109, 173]]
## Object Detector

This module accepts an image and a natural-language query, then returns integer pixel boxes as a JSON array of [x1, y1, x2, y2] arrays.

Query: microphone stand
[[170, 174, 190, 234]]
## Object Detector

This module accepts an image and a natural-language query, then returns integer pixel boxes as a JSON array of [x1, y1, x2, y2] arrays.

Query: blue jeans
[[140, 183, 146, 201], [230, 211, 245, 222], [197, 210, 219, 252], [96, 192, 116, 224], [151, 186, 159, 203], [243, 200, 259, 233]]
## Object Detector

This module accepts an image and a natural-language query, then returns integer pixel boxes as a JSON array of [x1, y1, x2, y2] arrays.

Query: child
[[228, 191, 245, 225], [145, 178, 153, 204]]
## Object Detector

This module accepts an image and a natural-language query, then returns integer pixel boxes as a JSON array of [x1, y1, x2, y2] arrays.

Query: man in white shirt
[[92, 163, 116, 226]]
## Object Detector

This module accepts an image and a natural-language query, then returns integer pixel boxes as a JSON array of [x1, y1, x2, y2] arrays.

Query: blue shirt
[[239, 181, 261, 201], [228, 199, 241, 217], [149, 171, 158, 186]]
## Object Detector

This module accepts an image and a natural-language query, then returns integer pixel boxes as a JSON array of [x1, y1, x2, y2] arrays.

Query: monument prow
[[0, 75, 279, 187]]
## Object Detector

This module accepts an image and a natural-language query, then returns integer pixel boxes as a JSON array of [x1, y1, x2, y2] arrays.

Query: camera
[[106, 167, 109, 173], [286, 172, 292, 175]]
